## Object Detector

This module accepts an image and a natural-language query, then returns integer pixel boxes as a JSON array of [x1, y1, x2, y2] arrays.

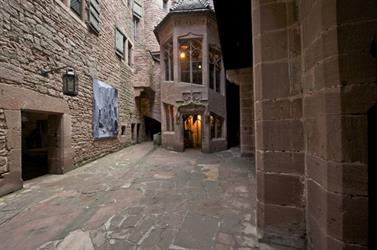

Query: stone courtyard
[[0, 143, 259, 250]]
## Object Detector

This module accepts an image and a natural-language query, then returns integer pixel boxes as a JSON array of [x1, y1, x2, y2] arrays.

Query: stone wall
[[133, 0, 170, 123], [252, 0, 376, 248], [227, 68, 254, 157], [253, 1, 306, 248], [301, 0, 376, 249], [0, 0, 154, 195]]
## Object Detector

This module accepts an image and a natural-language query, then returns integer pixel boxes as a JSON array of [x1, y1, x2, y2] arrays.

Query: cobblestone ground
[[0, 143, 259, 250]]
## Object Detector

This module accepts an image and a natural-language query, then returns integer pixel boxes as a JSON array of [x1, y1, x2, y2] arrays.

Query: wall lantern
[[40, 66, 79, 96], [62, 68, 78, 96]]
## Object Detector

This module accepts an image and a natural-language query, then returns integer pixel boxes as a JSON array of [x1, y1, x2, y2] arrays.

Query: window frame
[[70, 0, 83, 18], [127, 40, 134, 67], [133, 15, 140, 41], [115, 28, 126, 58], [163, 39, 174, 81], [210, 113, 224, 139], [179, 39, 203, 85], [164, 103, 175, 132], [209, 47, 222, 93], [163, 0, 168, 10]]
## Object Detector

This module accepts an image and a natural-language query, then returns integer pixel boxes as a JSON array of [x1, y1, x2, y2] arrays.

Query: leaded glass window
[[179, 39, 202, 84]]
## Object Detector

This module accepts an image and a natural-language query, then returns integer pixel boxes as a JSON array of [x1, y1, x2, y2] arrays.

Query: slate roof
[[170, 0, 213, 12]]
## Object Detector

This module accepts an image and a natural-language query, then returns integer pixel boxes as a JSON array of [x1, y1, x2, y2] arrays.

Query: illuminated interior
[[183, 114, 202, 148]]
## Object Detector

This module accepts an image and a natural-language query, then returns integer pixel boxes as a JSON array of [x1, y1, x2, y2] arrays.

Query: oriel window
[[179, 39, 202, 85]]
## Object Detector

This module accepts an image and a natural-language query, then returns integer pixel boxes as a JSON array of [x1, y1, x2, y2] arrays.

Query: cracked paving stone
[[174, 213, 220, 249], [0, 143, 257, 250], [56, 230, 94, 250]]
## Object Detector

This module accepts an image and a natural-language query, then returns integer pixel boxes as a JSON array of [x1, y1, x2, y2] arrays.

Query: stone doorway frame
[[182, 113, 203, 150], [0, 84, 73, 196], [177, 102, 206, 152]]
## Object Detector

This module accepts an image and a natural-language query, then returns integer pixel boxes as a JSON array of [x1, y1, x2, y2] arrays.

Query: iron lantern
[[62, 68, 78, 96]]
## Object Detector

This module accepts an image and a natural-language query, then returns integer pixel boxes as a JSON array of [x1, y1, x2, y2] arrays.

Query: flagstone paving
[[0, 143, 259, 250]]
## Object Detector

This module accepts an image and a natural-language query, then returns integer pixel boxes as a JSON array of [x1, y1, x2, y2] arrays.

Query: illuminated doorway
[[183, 114, 202, 149]]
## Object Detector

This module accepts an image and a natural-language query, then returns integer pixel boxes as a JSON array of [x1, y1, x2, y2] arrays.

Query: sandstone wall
[[133, 0, 170, 123], [301, 0, 376, 248], [252, 0, 376, 248], [0, 0, 143, 172], [253, 1, 306, 248]]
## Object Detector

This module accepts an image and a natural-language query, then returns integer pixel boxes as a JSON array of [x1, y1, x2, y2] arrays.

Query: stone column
[[252, 1, 306, 248]]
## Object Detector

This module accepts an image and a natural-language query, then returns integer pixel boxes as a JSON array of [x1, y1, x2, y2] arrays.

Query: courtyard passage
[[0, 143, 258, 250]]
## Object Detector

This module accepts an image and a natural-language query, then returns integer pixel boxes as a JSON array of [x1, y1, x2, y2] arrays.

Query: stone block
[[327, 115, 368, 163], [338, 21, 377, 54], [3, 110, 20, 129], [306, 211, 327, 250], [307, 179, 328, 229], [254, 64, 263, 101], [260, 2, 287, 32], [261, 62, 290, 99], [258, 151, 304, 175], [0, 156, 8, 174], [339, 54, 376, 85], [302, 0, 321, 50], [257, 202, 306, 249], [258, 172, 304, 207], [303, 116, 327, 158], [307, 178, 368, 245], [341, 84, 377, 115], [253, 36, 262, 65], [7, 149, 21, 172], [304, 37, 323, 71], [257, 120, 304, 151], [0, 171, 22, 197], [321, 0, 337, 31], [252, 7, 261, 37], [307, 154, 368, 196], [258, 98, 302, 121], [337, 0, 377, 25], [260, 29, 288, 62], [303, 92, 324, 118], [314, 56, 341, 89], [336, 194, 368, 244]]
